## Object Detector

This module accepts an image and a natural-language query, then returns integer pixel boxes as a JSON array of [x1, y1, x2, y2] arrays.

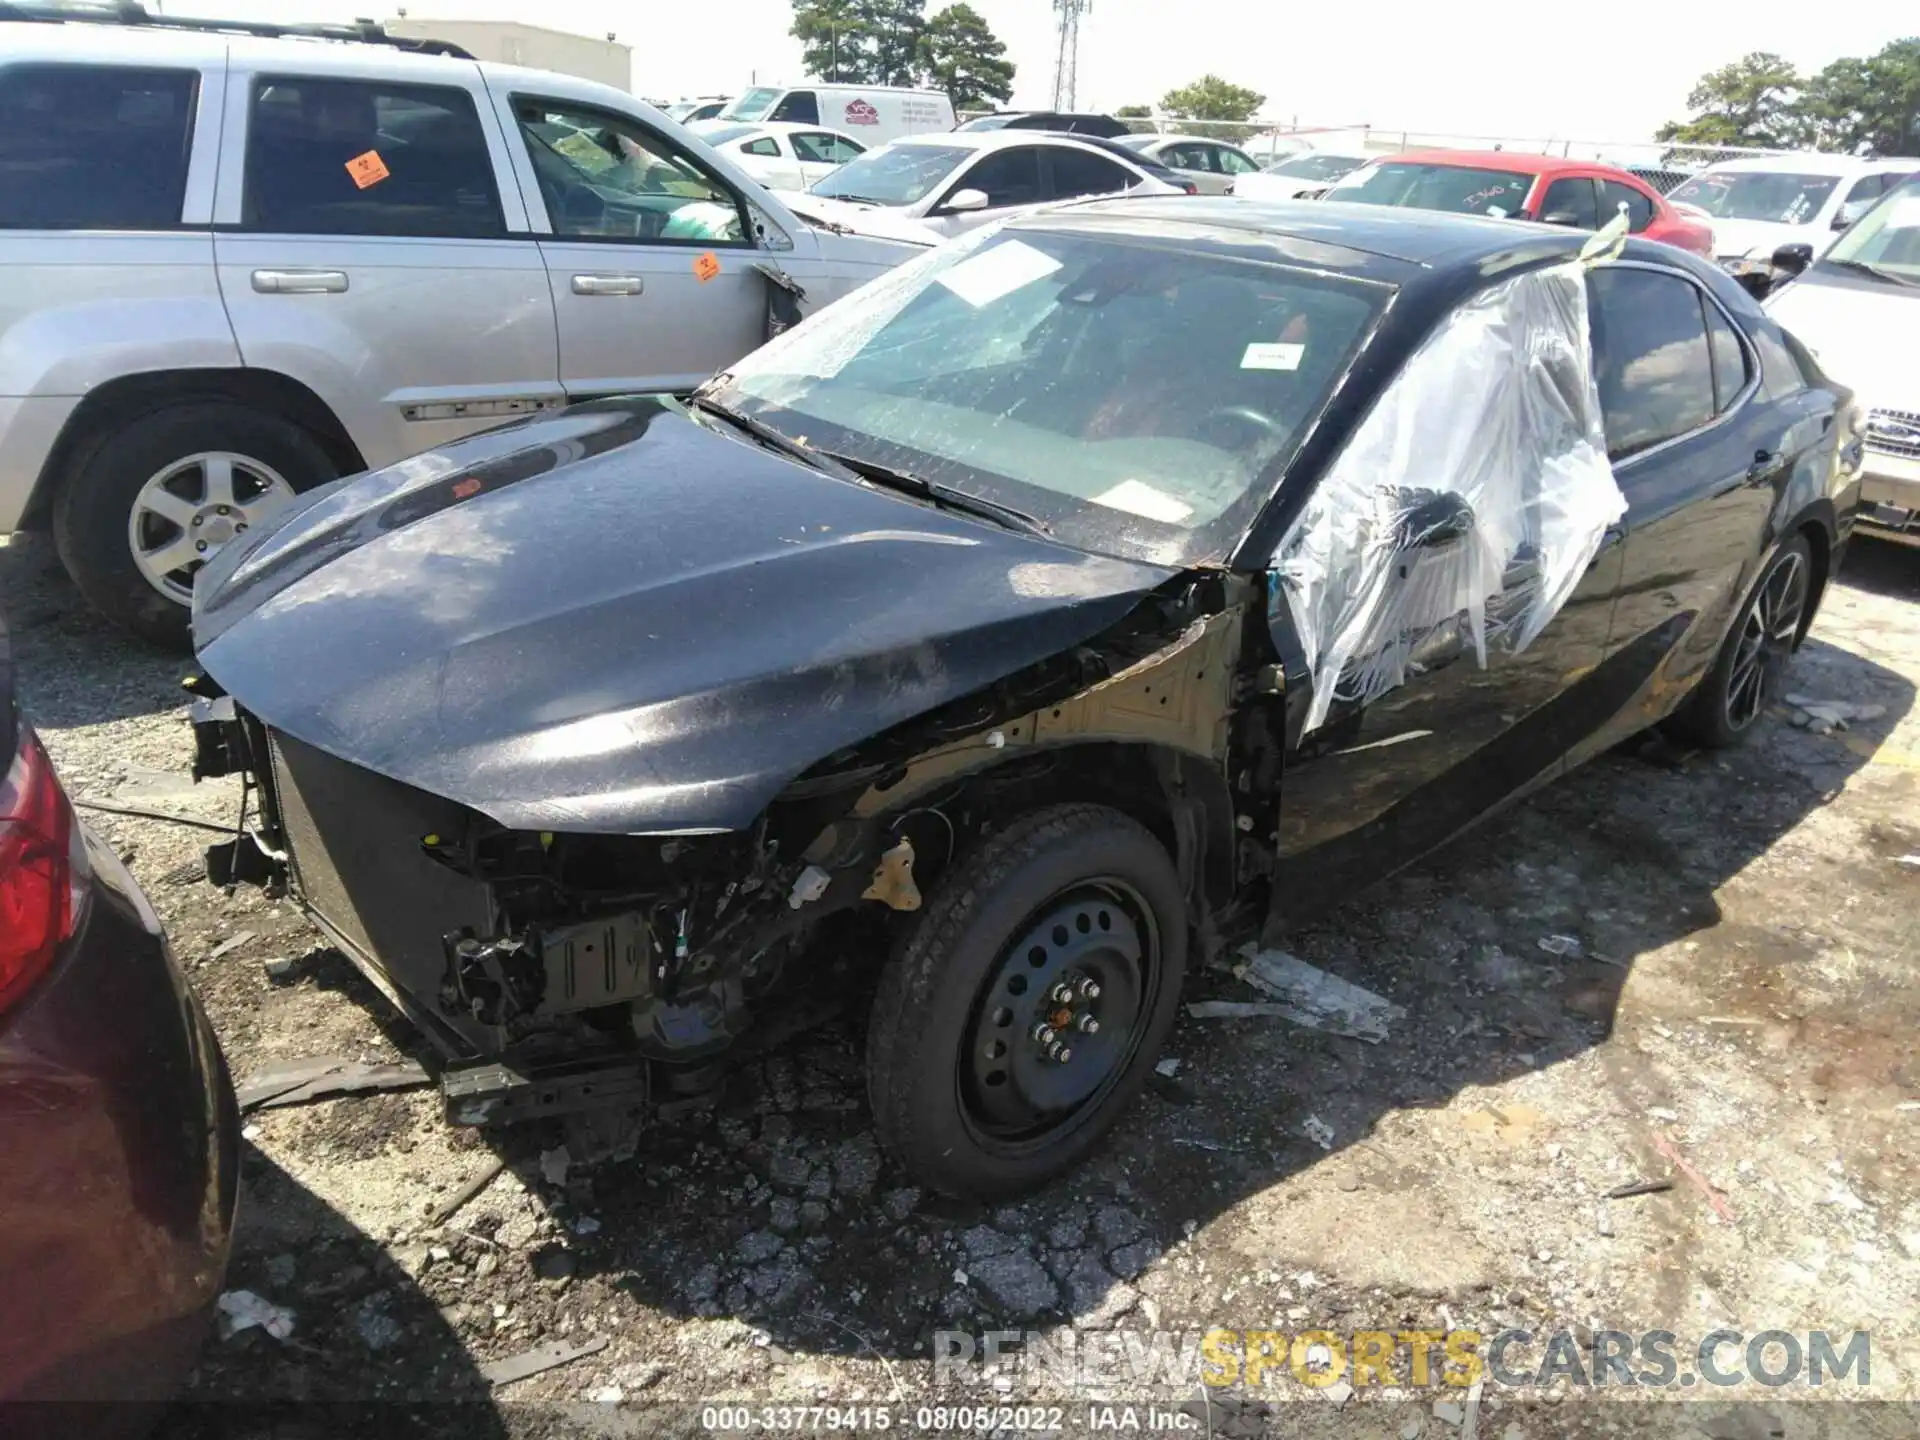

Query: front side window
[[952, 148, 1044, 208], [1048, 148, 1135, 201], [811, 143, 972, 205], [1600, 180, 1655, 232], [1326, 162, 1534, 219], [1589, 268, 1716, 459], [707, 226, 1388, 566], [245, 78, 504, 238], [1541, 177, 1599, 228], [770, 91, 820, 125], [1219, 148, 1259, 175], [0, 64, 197, 230], [514, 99, 746, 244], [1667, 170, 1839, 226]]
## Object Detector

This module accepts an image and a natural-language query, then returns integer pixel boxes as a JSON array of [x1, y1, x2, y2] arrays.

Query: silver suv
[[0, 13, 922, 645]]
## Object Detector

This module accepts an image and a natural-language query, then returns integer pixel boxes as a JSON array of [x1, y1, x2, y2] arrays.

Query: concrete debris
[[539, 1148, 571, 1187], [216, 1290, 295, 1341], [480, 1336, 609, 1388], [1536, 933, 1584, 959], [590, 1386, 623, 1403], [261, 956, 299, 983], [1433, 1398, 1465, 1426], [1232, 944, 1405, 1042], [1321, 1379, 1354, 1407], [969, 1249, 1059, 1316], [1155, 1056, 1182, 1077], [1785, 694, 1886, 733], [1301, 1114, 1336, 1150], [1595, 1202, 1613, 1237], [236, 1056, 430, 1112]]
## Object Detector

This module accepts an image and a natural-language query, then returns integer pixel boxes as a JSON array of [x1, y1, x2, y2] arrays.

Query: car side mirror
[[943, 188, 990, 213], [1771, 242, 1814, 276], [1392, 489, 1476, 549], [1540, 209, 1584, 228], [1834, 200, 1870, 230]]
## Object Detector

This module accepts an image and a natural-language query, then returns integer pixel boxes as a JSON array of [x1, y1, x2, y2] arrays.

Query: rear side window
[[1589, 267, 1716, 459], [742, 137, 781, 158], [1048, 148, 1136, 200], [244, 78, 504, 238], [1703, 302, 1750, 411], [1541, 177, 1599, 228], [0, 64, 196, 230], [1601, 180, 1655, 232]]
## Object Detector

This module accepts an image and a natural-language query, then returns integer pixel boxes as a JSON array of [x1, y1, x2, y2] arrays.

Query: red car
[[1321, 148, 1715, 257]]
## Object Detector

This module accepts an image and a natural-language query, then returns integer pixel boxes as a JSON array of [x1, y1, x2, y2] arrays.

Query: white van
[[718, 84, 955, 145]]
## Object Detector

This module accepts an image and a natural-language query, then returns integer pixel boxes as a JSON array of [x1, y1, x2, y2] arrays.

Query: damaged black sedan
[[186, 199, 1858, 1198]]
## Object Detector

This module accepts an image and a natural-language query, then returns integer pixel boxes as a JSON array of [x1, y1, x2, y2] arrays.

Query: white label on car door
[[936, 239, 1062, 307], [1242, 341, 1306, 371]]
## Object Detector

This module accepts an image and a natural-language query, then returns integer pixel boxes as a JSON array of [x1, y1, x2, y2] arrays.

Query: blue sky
[[165, 0, 1918, 146]]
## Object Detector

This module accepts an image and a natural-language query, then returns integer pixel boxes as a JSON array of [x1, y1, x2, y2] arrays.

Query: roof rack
[[0, 1, 477, 57]]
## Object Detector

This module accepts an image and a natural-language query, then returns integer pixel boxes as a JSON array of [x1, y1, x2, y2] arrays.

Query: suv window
[[1541, 177, 1599, 228], [515, 99, 748, 244], [1589, 267, 1716, 459], [1049, 147, 1136, 200], [245, 78, 503, 237], [1703, 301, 1750, 411], [0, 64, 197, 230], [949, 147, 1043, 208], [1600, 180, 1655, 232]]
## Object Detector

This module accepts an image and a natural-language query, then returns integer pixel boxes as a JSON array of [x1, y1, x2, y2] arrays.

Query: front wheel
[[866, 804, 1188, 1200], [1667, 533, 1812, 749]]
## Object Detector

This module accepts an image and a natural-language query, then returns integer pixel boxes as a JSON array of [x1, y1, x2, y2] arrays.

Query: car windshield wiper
[[819, 450, 1052, 537], [687, 396, 852, 476], [814, 194, 892, 206], [1823, 256, 1917, 287]]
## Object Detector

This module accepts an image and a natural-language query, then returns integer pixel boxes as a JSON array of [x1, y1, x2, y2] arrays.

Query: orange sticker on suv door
[[345, 150, 391, 189], [693, 252, 722, 283]]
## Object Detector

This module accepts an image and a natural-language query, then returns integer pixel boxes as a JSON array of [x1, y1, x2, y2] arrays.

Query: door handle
[[1747, 448, 1778, 480], [571, 274, 645, 296], [251, 269, 347, 294]]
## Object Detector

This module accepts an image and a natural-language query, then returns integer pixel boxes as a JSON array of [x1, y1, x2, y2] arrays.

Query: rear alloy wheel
[[867, 804, 1188, 1200], [1668, 534, 1812, 748], [53, 402, 335, 649]]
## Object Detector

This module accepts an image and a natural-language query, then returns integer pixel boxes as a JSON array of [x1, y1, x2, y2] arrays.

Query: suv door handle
[[571, 274, 645, 296], [252, 269, 348, 294]]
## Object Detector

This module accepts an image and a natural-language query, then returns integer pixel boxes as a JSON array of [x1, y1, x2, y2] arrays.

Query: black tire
[[1666, 533, 1813, 749], [867, 803, 1188, 1200], [52, 402, 335, 649]]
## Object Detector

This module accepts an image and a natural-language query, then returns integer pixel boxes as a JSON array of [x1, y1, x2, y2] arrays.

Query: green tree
[[1797, 39, 1920, 155], [1158, 75, 1264, 140], [1115, 104, 1152, 118], [790, 0, 926, 86], [915, 4, 1014, 110], [1654, 51, 1802, 149]]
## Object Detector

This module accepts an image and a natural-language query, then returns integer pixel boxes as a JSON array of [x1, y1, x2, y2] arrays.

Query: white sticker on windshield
[[1092, 480, 1195, 524], [936, 239, 1063, 308], [1242, 341, 1305, 371]]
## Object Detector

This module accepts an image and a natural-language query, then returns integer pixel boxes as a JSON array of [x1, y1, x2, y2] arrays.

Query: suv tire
[[53, 403, 336, 649], [867, 803, 1188, 1200]]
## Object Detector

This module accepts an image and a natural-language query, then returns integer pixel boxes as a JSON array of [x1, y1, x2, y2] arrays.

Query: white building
[[382, 18, 631, 91]]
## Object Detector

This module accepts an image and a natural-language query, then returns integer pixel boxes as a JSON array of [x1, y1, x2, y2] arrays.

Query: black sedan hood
[[194, 399, 1176, 835]]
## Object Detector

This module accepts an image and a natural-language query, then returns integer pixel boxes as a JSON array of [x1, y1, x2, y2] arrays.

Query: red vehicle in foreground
[[1321, 149, 1715, 257]]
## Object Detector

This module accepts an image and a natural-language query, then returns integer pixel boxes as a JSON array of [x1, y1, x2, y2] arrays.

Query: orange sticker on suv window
[[345, 150, 390, 189], [693, 252, 722, 284]]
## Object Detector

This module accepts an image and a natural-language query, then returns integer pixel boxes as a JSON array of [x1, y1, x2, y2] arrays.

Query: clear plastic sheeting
[[1274, 260, 1627, 733]]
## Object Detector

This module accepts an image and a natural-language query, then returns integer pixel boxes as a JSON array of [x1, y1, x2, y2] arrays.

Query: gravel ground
[[4, 531, 1919, 1439]]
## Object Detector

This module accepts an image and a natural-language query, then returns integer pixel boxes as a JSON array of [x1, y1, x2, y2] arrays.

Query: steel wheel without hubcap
[[1725, 548, 1808, 732], [127, 452, 295, 605], [962, 881, 1156, 1148]]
